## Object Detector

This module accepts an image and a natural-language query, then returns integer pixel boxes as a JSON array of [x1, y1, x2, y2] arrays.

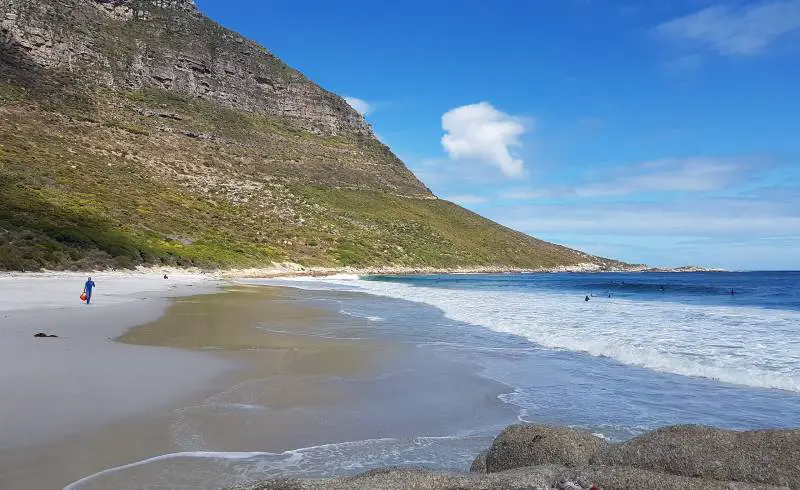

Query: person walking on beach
[[83, 277, 96, 305]]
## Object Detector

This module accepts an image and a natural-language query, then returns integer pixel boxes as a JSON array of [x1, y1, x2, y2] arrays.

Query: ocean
[[285, 272, 800, 431], [67, 272, 800, 489]]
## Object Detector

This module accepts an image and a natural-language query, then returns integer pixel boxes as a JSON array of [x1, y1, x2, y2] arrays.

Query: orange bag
[[80, 291, 87, 302]]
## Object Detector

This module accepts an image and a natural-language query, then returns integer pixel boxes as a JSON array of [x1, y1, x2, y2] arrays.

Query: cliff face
[[0, 0, 626, 271], [0, 0, 430, 198], [1, 0, 372, 137]]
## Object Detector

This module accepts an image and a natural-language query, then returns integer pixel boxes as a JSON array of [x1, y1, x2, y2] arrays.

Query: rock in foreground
[[228, 465, 785, 490], [592, 425, 800, 488], [483, 424, 606, 472], [229, 424, 798, 490]]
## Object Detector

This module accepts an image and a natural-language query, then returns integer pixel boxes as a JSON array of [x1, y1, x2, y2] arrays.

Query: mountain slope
[[0, 0, 626, 271]]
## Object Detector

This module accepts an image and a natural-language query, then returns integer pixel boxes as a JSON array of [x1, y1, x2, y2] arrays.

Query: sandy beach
[[0, 271, 233, 486], [0, 271, 234, 448], [1, 274, 505, 489]]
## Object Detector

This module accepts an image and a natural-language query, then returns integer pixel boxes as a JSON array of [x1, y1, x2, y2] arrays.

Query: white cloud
[[441, 102, 528, 178], [442, 194, 489, 205], [344, 96, 372, 116], [655, 1, 800, 56], [560, 236, 800, 270], [495, 198, 800, 238], [499, 157, 756, 200], [574, 157, 752, 197], [661, 54, 705, 75], [482, 193, 800, 269], [499, 188, 557, 200]]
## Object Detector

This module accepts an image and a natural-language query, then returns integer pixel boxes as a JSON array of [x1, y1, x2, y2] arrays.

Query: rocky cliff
[[1, 0, 373, 137], [0, 0, 627, 271]]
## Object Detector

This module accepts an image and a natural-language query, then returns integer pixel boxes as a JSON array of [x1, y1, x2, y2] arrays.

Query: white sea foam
[[317, 273, 362, 282], [64, 435, 487, 489], [262, 276, 800, 393], [63, 451, 277, 490], [339, 309, 386, 322]]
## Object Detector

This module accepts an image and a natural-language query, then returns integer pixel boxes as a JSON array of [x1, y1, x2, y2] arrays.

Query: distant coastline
[[640, 265, 728, 273], [215, 262, 727, 279], [0, 262, 728, 280]]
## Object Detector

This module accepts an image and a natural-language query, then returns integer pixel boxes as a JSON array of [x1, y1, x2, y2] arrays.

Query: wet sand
[[120, 286, 382, 377], [0, 286, 397, 489]]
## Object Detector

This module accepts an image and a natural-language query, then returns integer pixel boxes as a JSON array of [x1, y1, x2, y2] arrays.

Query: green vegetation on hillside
[[0, 86, 604, 270]]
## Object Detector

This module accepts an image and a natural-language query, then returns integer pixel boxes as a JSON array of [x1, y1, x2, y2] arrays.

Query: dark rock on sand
[[591, 425, 800, 488], [33, 332, 58, 338], [483, 424, 606, 473]]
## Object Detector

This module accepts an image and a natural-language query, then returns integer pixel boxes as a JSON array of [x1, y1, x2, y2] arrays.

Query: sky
[[196, 0, 800, 270]]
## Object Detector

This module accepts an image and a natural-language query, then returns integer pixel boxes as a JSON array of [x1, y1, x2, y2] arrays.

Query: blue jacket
[[85, 280, 95, 291]]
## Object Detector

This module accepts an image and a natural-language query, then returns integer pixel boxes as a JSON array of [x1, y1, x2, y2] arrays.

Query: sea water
[[68, 272, 800, 489], [284, 272, 800, 430]]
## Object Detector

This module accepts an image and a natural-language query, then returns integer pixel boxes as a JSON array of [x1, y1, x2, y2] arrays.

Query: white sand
[[0, 269, 217, 312], [0, 270, 236, 450]]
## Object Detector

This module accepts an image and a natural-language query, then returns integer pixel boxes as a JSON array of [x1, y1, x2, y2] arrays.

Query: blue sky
[[197, 0, 800, 270]]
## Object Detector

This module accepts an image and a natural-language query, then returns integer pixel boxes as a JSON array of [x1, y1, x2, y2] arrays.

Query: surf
[[258, 274, 800, 393]]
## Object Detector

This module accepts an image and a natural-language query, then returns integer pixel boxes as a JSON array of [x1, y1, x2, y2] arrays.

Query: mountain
[[0, 0, 627, 271]]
